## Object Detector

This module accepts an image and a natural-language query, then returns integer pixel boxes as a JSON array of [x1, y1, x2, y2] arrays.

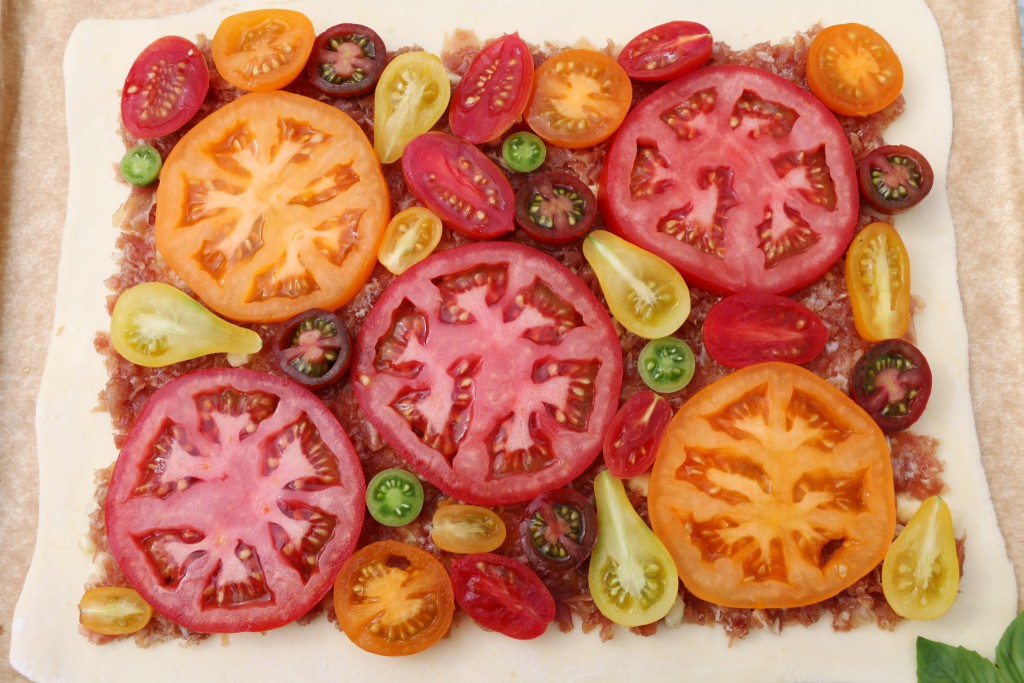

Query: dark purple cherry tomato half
[[857, 144, 934, 215], [121, 35, 210, 139], [850, 338, 932, 432], [518, 488, 597, 572], [602, 391, 672, 479], [273, 308, 351, 389], [450, 553, 556, 640], [617, 21, 713, 82], [514, 171, 597, 245], [306, 23, 386, 97]]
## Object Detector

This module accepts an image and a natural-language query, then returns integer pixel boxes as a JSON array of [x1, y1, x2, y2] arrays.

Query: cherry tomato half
[[602, 390, 672, 478], [431, 504, 507, 554], [450, 553, 556, 640], [850, 339, 932, 432], [78, 586, 153, 636], [119, 144, 162, 187], [858, 144, 934, 215], [121, 35, 209, 139], [519, 488, 597, 572], [212, 9, 315, 92], [272, 308, 351, 389], [374, 52, 451, 164], [449, 33, 535, 144], [365, 468, 425, 527], [882, 496, 959, 620], [845, 221, 911, 341], [702, 292, 829, 368], [306, 23, 386, 97], [502, 131, 546, 173], [377, 206, 443, 274], [806, 23, 904, 117], [637, 336, 695, 393], [514, 171, 596, 245], [617, 21, 713, 82]]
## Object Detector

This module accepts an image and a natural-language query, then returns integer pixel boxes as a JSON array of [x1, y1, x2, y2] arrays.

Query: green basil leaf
[[917, 636, 1006, 683], [997, 612, 1024, 683]]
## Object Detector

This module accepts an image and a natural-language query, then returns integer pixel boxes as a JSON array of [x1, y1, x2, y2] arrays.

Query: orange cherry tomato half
[[430, 504, 507, 554], [845, 221, 911, 342], [806, 23, 904, 117], [154, 91, 390, 323], [212, 9, 315, 92], [649, 362, 896, 609], [78, 586, 154, 636], [333, 540, 454, 656], [526, 49, 632, 149]]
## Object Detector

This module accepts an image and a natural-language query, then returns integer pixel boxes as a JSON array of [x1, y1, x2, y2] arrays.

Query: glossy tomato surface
[[449, 33, 534, 144], [845, 221, 911, 341], [154, 91, 390, 323], [121, 35, 209, 139], [105, 368, 365, 633], [450, 553, 555, 640], [882, 496, 959, 620], [602, 390, 672, 478], [514, 171, 597, 245], [702, 292, 829, 368], [806, 23, 903, 118], [617, 21, 713, 81], [351, 241, 622, 505], [857, 144, 934, 215], [850, 338, 932, 432], [600, 65, 858, 295], [403, 132, 515, 239], [306, 23, 386, 97], [374, 52, 450, 164], [519, 488, 597, 572], [211, 9, 315, 92]]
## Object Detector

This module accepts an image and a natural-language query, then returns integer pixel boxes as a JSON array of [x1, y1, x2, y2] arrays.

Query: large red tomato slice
[[351, 242, 622, 505], [599, 65, 858, 295], [105, 368, 365, 633]]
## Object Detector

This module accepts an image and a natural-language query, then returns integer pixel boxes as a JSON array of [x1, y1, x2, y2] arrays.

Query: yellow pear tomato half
[[845, 221, 910, 342], [378, 206, 443, 274], [374, 51, 451, 164]]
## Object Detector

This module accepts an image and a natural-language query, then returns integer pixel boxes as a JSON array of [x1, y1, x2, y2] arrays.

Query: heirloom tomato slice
[[154, 91, 390, 323], [602, 390, 672, 478], [449, 33, 535, 144], [374, 51, 451, 164], [845, 221, 911, 341], [806, 23, 904, 118], [450, 553, 556, 640], [599, 65, 858, 295], [105, 368, 365, 633], [702, 292, 828, 368], [212, 9, 315, 92], [121, 35, 209, 139], [648, 363, 896, 609], [617, 21, 713, 82], [351, 241, 623, 505]]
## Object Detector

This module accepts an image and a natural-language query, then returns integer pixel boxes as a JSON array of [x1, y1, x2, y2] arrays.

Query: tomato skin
[[882, 496, 959, 620], [807, 23, 904, 118], [374, 52, 451, 164], [514, 171, 596, 245], [599, 65, 858, 296], [845, 222, 911, 341], [518, 488, 597, 572], [431, 504, 507, 554], [212, 9, 315, 92], [637, 336, 696, 393], [78, 587, 153, 636], [449, 33, 535, 144], [403, 132, 515, 239], [850, 339, 932, 432], [272, 308, 351, 390], [857, 144, 934, 215], [121, 35, 209, 139], [617, 21, 713, 81], [702, 292, 829, 368], [306, 23, 386, 97], [602, 390, 672, 478], [450, 553, 556, 640]]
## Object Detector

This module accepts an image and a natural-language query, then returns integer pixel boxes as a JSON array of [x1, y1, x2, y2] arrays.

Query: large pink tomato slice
[[351, 242, 622, 505], [105, 368, 365, 633], [599, 65, 858, 295]]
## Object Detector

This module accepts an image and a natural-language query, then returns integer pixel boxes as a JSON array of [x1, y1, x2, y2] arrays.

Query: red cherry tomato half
[[450, 553, 556, 640], [602, 390, 672, 478], [702, 292, 829, 368], [449, 33, 535, 144], [272, 308, 351, 389], [857, 144, 934, 215], [850, 339, 932, 432], [519, 488, 598, 572], [306, 23, 387, 97], [514, 171, 597, 245], [402, 132, 515, 239], [617, 21, 713, 82], [121, 35, 210, 139]]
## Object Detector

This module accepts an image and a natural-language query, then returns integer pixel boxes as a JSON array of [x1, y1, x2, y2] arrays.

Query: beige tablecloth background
[[1, 1, 1022, 681]]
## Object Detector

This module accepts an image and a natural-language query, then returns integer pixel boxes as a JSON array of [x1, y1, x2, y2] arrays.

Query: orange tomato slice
[[806, 23, 904, 117], [212, 9, 315, 92], [648, 362, 896, 609], [845, 221, 911, 341], [526, 49, 632, 149], [155, 91, 390, 323]]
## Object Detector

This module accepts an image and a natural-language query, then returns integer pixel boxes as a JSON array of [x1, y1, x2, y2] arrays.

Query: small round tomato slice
[[450, 553, 555, 640], [602, 390, 672, 478], [514, 171, 596, 245], [449, 33, 535, 144], [334, 540, 454, 656], [617, 21, 713, 82], [121, 35, 209, 139], [374, 51, 451, 164], [155, 91, 390, 323], [526, 49, 632, 149], [519, 488, 597, 572], [431, 504, 506, 554], [306, 23, 386, 97], [850, 339, 932, 432], [858, 144, 934, 215], [365, 469, 425, 527], [402, 132, 515, 239], [378, 206, 443, 274], [272, 308, 351, 389], [105, 368, 365, 633], [702, 292, 829, 368], [78, 587, 153, 636], [212, 9, 315, 92], [882, 496, 959, 620], [649, 363, 896, 609], [845, 222, 911, 341], [637, 337, 696, 393], [502, 131, 546, 173], [806, 23, 904, 118]]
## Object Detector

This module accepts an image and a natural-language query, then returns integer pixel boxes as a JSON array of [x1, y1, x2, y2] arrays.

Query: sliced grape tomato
[[78, 587, 153, 636], [121, 35, 209, 139], [212, 9, 315, 92], [702, 292, 828, 368], [514, 171, 596, 245], [450, 553, 556, 640], [617, 21, 713, 81], [307, 23, 386, 97], [366, 468, 425, 527], [882, 496, 959, 620], [378, 206, 443, 275], [858, 144, 934, 215], [850, 338, 932, 432], [502, 131, 547, 173], [845, 221, 911, 341], [638, 336, 695, 394], [519, 487, 597, 572], [374, 51, 451, 164], [120, 144, 163, 187], [806, 23, 904, 118], [602, 390, 672, 478], [272, 308, 351, 389], [430, 504, 506, 554], [449, 33, 535, 144]]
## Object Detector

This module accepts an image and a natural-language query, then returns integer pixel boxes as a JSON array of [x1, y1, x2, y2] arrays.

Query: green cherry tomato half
[[638, 336, 695, 393], [366, 468, 425, 527], [502, 131, 546, 172], [120, 144, 163, 186]]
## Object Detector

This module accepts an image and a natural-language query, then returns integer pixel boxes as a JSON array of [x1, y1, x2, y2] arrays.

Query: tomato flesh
[[807, 23, 904, 118], [307, 23, 386, 97], [431, 504, 507, 554], [212, 9, 315, 92], [702, 292, 829, 368], [121, 35, 209, 139], [78, 587, 153, 636], [378, 206, 443, 274], [617, 21, 713, 82], [519, 488, 597, 572], [882, 496, 959, 620], [365, 469, 424, 527], [858, 144, 934, 215], [514, 171, 596, 245], [602, 390, 672, 478], [449, 33, 534, 144], [374, 52, 451, 164], [450, 553, 555, 640], [272, 308, 351, 389], [850, 339, 932, 432], [845, 221, 911, 341]]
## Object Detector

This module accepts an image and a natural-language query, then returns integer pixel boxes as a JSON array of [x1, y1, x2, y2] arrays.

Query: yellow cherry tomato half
[[374, 51, 451, 164], [882, 496, 960, 620], [79, 586, 154, 636], [582, 230, 690, 339], [806, 23, 904, 118], [430, 504, 507, 554], [212, 9, 315, 92], [378, 206, 443, 274], [845, 221, 911, 342]]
